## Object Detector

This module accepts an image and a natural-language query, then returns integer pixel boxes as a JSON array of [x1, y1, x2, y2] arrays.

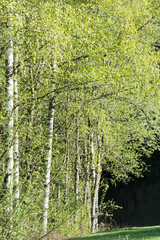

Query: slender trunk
[[14, 53, 19, 205], [43, 62, 56, 234], [65, 131, 69, 204], [74, 117, 80, 224], [58, 185, 61, 203], [92, 174, 101, 233], [92, 135, 102, 233], [43, 99, 55, 234], [84, 138, 92, 229], [90, 133, 97, 233], [75, 118, 80, 202], [88, 180, 92, 230], [65, 127, 70, 227], [29, 67, 35, 129], [84, 140, 88, 205], [4, 9, 14, 233]]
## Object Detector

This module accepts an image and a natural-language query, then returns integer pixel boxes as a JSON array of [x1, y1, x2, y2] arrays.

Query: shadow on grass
[[67, 226, 160, 240]]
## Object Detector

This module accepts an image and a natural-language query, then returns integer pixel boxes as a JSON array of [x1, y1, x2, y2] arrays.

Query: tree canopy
[[0, 0, 160, 239]]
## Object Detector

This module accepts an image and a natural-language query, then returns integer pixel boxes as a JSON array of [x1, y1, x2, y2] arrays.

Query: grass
[[66, 226, 160, 240]]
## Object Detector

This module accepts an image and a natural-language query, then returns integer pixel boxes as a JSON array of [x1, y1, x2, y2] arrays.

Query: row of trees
[[0, 0, 160, 239]]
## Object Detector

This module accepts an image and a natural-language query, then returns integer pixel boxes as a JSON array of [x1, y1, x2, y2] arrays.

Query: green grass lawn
[[66, 226, 160, 240]]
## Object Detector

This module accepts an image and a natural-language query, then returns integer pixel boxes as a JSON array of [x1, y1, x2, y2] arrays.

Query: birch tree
[[14, 53, 19, 205], [4, 3, 14, 233], [43, 97, 55, 235], [0, 0, 160, 239], [43, 61, 57, 234]]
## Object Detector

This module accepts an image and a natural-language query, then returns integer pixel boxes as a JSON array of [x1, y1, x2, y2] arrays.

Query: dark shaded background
[[104, 150, 160, 227]]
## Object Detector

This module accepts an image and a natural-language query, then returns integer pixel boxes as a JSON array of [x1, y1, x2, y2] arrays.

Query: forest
[[0, 0, 160, 239]]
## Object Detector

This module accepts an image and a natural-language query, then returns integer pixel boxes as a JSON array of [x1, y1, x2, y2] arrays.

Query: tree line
[[0, 0, 160, 239]]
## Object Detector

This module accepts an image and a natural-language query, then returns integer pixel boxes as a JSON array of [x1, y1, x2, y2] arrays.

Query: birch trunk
[[91, 135, 102, 233], [65, 131, 69, 204], [43, 62, 56, 234], [84, 139, 92, 229], [14, 53, 19, 205], [90, 133, 97, 233], [75, 118, 80, 202], [4, 7, 14, 233], [83, 140, 89, 205], [92, 173, 101, 233], [43, 99, 55, 234], [74, 117, 80, 224]]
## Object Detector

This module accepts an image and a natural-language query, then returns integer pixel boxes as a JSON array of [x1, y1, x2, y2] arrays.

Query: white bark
[[58, 185, 61, 202], [91, 134, 102, 233], [14, 54, 19, 204], [43, 62, 56, 234], [4, 11, 14, 230], [65, 133, 69, 204], [92, 169, 101, 233], [5, 41, 14, 192], [90, 133, 96, 233], [90, 133, 96, 182], [43, 104, 55, 234], [75, 118, 80, 202], [84, 139, 92, 229], [74, 118, 80, 224], [84, 140, 88, 205]]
